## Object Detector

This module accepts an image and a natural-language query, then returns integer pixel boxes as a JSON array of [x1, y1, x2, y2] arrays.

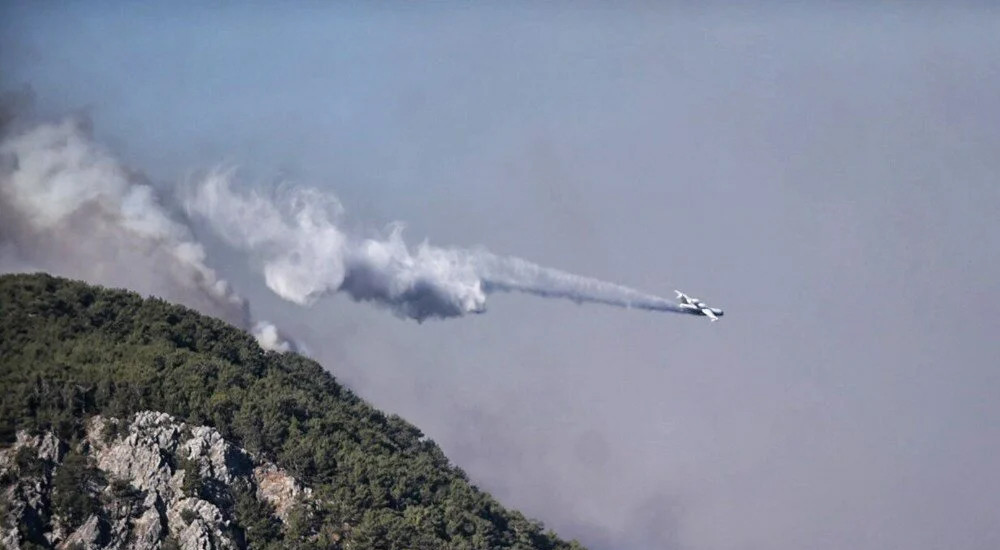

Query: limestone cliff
[[1, 411, 311, 550]]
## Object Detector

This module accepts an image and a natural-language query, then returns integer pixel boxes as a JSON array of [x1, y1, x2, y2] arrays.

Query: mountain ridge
[[0, 272, 585, 550]]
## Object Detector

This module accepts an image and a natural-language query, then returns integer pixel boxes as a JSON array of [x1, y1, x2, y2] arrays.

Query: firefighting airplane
[[675, 290, 724, 322]]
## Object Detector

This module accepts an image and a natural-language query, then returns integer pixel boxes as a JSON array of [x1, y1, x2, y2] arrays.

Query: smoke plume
[[1, 116, 685, 336], [0, 118, 294, 352], [185, 172, 686, 321]]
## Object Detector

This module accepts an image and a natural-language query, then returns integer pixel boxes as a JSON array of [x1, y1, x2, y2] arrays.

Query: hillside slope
[[0, 273, 584, 550]]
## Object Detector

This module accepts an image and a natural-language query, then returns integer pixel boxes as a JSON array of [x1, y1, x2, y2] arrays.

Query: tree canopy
[[0, 273, 585, 550]]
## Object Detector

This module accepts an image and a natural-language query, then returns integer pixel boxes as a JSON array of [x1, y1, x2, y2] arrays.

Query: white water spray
[[1, 117, 686, 332], [185, 172, 685, 321]]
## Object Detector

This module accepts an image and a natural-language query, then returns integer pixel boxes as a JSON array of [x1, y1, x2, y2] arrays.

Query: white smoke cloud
[[1, 116, 685, 345], [0, 118, 293, 353], [185, 171, 686, 321], [251, 321, 294, 353]]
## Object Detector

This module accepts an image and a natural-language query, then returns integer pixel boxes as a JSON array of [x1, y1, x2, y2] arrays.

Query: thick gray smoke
[[185, 172, 686, 321], [0, 118, 293, 352]]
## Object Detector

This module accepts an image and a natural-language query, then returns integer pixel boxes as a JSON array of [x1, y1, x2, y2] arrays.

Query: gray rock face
[[167, 498, 238, 550], [0, 411, 313, 550], [184, 426, 253, 486], [88, 413, 185, 507], [60, 514, 108, 550], [1, 433, 59, 549], [131, 507, 165, 550]]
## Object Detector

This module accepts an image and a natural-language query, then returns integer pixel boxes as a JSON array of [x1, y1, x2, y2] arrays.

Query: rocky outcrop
[[0, 432, 63, 549], [253, 464, 312, 522], [87, 413, 185, 507], [0, 411, 313, 550], [166, 498, 237, 550], [60, 515, 109, 550]]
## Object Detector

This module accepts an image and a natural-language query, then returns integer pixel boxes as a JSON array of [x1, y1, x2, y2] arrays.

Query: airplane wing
[[702, 309, 718, 321]]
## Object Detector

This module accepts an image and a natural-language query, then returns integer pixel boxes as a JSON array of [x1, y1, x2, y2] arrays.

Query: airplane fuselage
[[679, 305, 724, 317], [675, 290, 724, 321]]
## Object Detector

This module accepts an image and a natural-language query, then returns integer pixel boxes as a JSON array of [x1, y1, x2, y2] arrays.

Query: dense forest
[[0, 273, 585, 550]]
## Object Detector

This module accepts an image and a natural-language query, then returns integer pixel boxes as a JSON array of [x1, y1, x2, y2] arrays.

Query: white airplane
[[675, 290, 724, 322]]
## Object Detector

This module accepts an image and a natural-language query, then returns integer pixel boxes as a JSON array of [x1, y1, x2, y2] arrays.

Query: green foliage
[[177, 456, 205, 499], [234, 487, 283, 546], [13, 446, 45, 478], [104, 478, 145, 521], [0, 273, 585, 550], [283, 501, 318, 546], [179, 508, 199, 525], [101, 418, 122, 442], [51, 448, 103, 528]]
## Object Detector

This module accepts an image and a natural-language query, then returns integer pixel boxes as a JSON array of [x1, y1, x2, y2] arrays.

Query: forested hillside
[[0, 273, 584, 550]]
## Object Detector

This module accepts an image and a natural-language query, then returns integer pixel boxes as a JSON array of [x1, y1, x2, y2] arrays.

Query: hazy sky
[[3, 4, 1000, 549]]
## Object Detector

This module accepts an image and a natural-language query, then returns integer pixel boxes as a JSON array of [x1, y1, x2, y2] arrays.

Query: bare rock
[[37, 432, 66, 463], [130, 507, 166, 550], [88, 413, 184, 503], [1, 411, 314, 549], [0, 433, 56, 549], [182, 426, 252, 485], [167, 498, 237, 550], [58, 514, 108, 550], [254, 464, 312, 521]]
